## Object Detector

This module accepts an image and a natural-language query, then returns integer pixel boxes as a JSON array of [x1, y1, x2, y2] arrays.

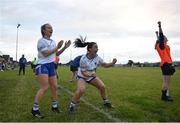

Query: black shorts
[[54, 63, 58, 70], [161, 63, 175, 75], [70, 65, 78, 72]]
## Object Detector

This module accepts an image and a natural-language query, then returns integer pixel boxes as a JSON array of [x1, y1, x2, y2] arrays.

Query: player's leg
[[69, 79, 86, 111], [32, 74, 49, 118], [161, 63, 173, 101], [161, 75, 173, 101], [90, 77, 113, 108], [49, 75, 61, 113]]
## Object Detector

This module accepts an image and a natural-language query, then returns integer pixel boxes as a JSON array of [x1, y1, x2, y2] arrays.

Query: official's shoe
[[161, 90, 173, 102], [161, 95, 173, 101]]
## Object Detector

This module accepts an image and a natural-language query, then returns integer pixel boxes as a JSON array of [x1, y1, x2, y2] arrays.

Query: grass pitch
[[0, 66, 179, 122]]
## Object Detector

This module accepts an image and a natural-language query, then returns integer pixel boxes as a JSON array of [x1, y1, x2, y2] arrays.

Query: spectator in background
[[0, 61, 4, 72], [19, 54, 27, 75], [54, 40, 71, 79], [1, 60, 6, 71], [31, 57, 38, 72]]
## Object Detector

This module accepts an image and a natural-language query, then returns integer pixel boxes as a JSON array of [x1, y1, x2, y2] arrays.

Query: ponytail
[[74, 35, 88, 48], [74, 35, 97, 51]]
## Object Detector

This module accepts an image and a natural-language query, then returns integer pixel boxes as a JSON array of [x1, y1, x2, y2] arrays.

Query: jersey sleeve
[[37, 39, 48, 52], [97, 56, 104, 66]]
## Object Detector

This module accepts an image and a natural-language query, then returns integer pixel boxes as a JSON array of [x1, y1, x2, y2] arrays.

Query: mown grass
[[0, 66, 179, 122]]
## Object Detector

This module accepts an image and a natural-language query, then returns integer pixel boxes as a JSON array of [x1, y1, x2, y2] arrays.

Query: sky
[[0, 0, 180, 64]]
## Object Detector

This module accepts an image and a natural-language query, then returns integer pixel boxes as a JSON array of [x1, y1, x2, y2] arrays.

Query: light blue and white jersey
[[77, 54, 104, 81], [37, 37, 56, 64]]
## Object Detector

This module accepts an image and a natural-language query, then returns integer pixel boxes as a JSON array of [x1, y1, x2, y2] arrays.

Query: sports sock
[[33, 102, 39, 111], [166, 90, 169, 96], [52, 100, 58, 108], [70, 101, 76, 107], [103, 98, 109, 104]]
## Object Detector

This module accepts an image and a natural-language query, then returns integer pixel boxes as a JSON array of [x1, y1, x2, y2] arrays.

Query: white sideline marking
[[58, 85, 121, 122]]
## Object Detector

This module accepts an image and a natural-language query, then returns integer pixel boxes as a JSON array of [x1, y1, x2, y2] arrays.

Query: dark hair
[[41, 23, 49, 37], [74, 36, 96, 51]]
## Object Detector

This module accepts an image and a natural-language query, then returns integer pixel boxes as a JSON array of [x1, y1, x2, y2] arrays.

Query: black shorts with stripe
[[161, 62, 175, 75]]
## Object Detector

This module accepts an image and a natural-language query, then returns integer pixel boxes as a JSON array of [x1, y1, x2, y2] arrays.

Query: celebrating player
[[31, 23, 64, 118], [155, 21, 175, 101], [69, 36, 117, 112]]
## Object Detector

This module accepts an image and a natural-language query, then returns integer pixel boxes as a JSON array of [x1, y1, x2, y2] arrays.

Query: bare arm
[[101, 58, 117, 68], [81, 71, 96, 78], [41, 40, 63, 57], [41, 47, 58, 57]]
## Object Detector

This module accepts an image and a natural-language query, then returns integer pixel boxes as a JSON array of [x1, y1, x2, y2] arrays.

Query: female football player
[[69, 36, 117, 111]]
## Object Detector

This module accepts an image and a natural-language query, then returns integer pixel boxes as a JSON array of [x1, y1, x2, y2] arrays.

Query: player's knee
[[42, 85, 49, 92], [51, 84, 58, 90], [78, 87, 86, 94]]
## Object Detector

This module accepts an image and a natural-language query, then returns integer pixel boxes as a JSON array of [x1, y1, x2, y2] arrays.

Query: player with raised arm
[[155, 21, 175, 101]]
